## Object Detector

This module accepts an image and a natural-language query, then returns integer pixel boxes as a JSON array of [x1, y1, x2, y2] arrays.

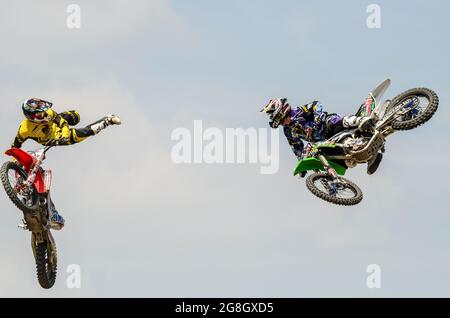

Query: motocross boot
[[89, 114, 122, 135], [50, 212, 65, 230], [342, 113, 377, 131], [48, 196, 65, 230], [358, 112, 378, 132]]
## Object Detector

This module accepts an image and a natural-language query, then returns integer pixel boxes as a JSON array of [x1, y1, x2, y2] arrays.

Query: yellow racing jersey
[[12, 108, 71, 148]]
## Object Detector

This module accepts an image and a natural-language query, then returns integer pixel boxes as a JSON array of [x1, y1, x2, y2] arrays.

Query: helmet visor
[[24, 99, 51, 112]]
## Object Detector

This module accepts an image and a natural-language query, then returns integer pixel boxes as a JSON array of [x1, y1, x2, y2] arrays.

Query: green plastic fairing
[[293, 157, 347, 176]]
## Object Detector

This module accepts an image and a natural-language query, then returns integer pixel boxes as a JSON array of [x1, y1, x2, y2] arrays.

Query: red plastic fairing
[[5, 148, 46, 193], [5, 148, 34, 170]]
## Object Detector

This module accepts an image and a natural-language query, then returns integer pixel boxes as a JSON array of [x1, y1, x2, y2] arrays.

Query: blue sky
[[0, 0, 449, 297]]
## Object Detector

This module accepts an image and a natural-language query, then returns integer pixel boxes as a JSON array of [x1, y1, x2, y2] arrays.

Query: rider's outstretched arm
[[47, 109, 69, 128], [57, 111, 81, 126]]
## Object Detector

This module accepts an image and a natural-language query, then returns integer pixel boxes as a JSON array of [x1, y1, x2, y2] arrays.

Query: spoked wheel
[[0, 161, 39, 212], [35, 241, 57, 289], [385, 88, 438, 130], [306, 172, 363, 206]]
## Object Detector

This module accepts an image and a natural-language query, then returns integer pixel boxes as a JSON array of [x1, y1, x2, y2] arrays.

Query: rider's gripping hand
[[46, 138, 70, 147], [302, 142, 312, 158], [58, 137, 70, 145]]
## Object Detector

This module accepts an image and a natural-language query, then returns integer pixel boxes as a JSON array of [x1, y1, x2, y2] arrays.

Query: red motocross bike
[[0, 139, 65, 289]]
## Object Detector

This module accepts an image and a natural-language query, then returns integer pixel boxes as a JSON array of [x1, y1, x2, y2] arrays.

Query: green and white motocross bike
[[294, 79, 438, 206]]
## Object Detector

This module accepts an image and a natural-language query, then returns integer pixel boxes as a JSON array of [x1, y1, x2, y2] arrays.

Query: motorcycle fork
[[318, 155, 342, 195], [318, 155, 338, 179], [25, 165, 39, 190], [25, 152, 45, 190]]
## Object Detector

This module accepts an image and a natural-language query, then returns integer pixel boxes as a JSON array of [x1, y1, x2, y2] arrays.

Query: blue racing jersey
[[283, 101, 341, 159]]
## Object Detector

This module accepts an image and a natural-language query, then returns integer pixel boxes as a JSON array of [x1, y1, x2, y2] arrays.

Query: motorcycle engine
[[342, 137, 368, 168], [342, 137, 356, 150], [352, 137, 368, 151]]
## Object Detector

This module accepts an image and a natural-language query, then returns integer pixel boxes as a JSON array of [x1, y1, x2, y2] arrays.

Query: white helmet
[[261, 98, 291, 128]]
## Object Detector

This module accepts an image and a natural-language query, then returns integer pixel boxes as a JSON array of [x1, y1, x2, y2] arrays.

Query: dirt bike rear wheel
[[35, 241, 57, 289], [0, 161, 39, 213], [306, 172, 363, 206], [386, 87, 438, 130]]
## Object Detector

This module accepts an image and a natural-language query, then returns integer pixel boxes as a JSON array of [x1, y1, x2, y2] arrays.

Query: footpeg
[[18, 219, 28, 230]]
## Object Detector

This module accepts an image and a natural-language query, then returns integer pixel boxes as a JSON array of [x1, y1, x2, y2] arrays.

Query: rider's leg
[[342, 115, 361, 128], [64, 115, 122, 144], [325, 114, 344, 137], [88, 114, 122, 135], [47, 193, 65, 230], [342, 114, 376, 131]]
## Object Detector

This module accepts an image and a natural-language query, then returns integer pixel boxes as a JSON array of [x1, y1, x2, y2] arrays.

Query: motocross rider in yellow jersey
[[11, 98, 122, 229]]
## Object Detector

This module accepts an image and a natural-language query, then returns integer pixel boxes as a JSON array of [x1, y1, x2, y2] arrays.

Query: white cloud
[[0, 0, 188, 69]]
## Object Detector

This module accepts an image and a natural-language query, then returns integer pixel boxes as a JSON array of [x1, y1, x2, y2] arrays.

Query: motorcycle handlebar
[[44, 138, 70, 152]]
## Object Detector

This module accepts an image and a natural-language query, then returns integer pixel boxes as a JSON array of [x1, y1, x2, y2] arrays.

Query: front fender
[[293, 157, 347, 176], [5, 148, 46, 193], [5, 148, 34, 171]]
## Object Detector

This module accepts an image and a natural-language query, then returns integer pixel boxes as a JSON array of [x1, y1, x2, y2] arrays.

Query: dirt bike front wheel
[[306, 172, 363, 206], [0, 161, 39, 213], [385, 87, 438, 131], [35, 240, 57, 289]]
